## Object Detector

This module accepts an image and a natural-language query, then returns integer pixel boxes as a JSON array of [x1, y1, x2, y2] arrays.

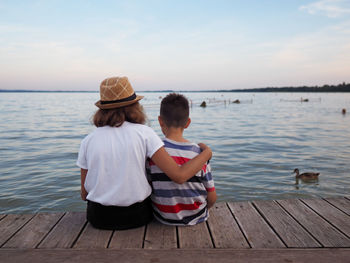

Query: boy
[[148, 93, 217, 225]]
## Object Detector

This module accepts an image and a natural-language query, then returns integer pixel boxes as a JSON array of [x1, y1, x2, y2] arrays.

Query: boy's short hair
[[160, 93, 189, 128]]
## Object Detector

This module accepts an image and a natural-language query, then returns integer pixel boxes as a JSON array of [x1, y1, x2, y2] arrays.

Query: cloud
[[263, 20, 350, 86], [0, 24, 40, 33], [300, 0, 350, 18]]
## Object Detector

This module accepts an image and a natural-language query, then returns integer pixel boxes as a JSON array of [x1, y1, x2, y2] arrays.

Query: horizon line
[[0, 82, 349, 93]]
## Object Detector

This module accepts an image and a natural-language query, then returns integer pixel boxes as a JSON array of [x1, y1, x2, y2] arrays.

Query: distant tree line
[[1, 82, 350, 93], [222, 82, 350, 92]]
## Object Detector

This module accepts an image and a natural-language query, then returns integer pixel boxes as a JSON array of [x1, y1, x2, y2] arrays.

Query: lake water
[[0, 92, 349, 214]]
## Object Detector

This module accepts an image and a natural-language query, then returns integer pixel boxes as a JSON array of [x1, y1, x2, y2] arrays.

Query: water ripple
[[1, 92, 350, 213]]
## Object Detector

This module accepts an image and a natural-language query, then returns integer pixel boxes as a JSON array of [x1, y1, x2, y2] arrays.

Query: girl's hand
[[80, 168, 88, 201], [198, 142, 208, 150], [198, 143, 212, 158], [81, 188, 87, 201]]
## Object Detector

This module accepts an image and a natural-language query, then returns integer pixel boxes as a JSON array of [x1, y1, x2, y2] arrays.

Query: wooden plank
[[228, 201, 285, 248], [302, 198, 350, 237], [0, 214, 35, 247], [38, 212, 86, 249], [143, 220, 177, 249], [253, 200, 320, 248], [324, 197, 350, 216], [2, 213, 64, 249], [109, 226, 145, 249], [1, 249, 350, 263], [0, 214, 7, 221], [278, 199, 350, 247], [73, 223, 112, 249], [178, 221, 213, 248], [207, 202, 249, 248]]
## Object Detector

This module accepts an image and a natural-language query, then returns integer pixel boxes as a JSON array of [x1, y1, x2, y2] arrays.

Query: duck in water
[[293, 168, 319, 179]]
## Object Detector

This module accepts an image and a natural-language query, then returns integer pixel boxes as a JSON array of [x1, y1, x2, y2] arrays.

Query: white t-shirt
[[76, 122, 164, 206]]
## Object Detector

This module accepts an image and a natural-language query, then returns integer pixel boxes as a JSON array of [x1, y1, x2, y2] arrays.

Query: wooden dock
[[1, 197, 350, 262]]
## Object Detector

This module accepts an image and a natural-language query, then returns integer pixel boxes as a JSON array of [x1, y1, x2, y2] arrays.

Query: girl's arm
[[80, 168, 88, 201], [151, 143, 212, 184]]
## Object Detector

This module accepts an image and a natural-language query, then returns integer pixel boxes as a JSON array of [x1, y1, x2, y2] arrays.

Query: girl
[[76, 76, 212, 230]]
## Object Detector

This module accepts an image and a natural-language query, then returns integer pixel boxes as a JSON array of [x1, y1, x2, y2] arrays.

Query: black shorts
[[86, 197, 153, 230]]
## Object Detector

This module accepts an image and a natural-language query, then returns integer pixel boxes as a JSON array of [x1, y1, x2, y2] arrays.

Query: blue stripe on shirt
[[153, 188, 207, 198], [201, 172, 212, 181], [163, 140, 201, 154]]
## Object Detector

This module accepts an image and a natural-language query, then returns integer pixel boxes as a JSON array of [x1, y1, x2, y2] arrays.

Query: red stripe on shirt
[[153, 201, 202, 213], [206, 187, 216, 192], [171, 156, 190, 165]]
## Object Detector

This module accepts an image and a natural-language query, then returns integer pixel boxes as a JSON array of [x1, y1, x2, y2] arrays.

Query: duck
[[293, 168, 319, 179], [200, 101, 207, 107]]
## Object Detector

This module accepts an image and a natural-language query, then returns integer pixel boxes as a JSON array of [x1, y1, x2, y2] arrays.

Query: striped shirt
[[147, 138, 215, 226]]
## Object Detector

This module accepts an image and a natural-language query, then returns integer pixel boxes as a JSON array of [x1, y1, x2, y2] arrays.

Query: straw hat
[[95, 76, 143, 109]]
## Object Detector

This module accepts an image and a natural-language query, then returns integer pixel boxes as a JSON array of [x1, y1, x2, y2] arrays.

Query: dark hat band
[[100, 93, 137, 105]]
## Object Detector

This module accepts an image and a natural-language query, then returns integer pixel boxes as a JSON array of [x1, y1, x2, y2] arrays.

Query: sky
[[0, 0, 350, 91]]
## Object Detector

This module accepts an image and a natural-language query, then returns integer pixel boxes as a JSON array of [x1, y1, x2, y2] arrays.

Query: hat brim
[[95, 95, 144, 109]]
